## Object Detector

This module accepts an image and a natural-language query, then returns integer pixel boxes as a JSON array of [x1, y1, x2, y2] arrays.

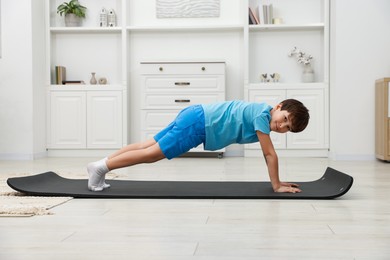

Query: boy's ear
[[274, 103, 283, 110]]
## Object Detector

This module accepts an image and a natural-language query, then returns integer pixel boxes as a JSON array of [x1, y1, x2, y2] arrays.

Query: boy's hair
[[280, 99, 310, 133]]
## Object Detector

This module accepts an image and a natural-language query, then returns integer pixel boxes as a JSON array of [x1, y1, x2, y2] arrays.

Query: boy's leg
[[87, 139, 157, 191], [108, 138, 157, 160], [87, 141, 165, 191], [87, 105, 204, 191], [107, 142, 165, 170]]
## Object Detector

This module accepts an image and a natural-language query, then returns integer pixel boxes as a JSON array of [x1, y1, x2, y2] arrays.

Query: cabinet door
[[247, 89, 286, 149], [87, 91, 123, 149], [141, 110, 178, 131], [286, 89, 325, 149], [49, 92, 86, 148]]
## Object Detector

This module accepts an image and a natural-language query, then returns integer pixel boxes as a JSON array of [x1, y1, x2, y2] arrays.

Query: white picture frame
[[156, 0, 220, 18]]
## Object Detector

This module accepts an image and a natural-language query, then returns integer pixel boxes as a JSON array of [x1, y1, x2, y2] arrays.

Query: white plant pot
[[65, 13, 82, 27], [302, 66, 315, 83]]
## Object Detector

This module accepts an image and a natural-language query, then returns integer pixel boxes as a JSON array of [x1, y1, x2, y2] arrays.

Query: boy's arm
[[256, 131, 301, 193]]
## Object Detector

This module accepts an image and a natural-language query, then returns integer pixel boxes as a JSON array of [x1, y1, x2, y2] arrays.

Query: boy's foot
[[87, 158, 110, 191]]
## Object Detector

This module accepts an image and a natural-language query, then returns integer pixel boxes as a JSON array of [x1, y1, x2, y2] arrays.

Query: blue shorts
[[154, 105, 205, 159]]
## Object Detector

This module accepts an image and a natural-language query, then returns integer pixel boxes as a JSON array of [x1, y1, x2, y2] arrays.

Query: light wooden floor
[[0, 156, 389, 260]]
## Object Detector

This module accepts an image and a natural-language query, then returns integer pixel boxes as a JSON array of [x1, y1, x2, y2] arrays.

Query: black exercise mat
[[7, 167, 353, 199]]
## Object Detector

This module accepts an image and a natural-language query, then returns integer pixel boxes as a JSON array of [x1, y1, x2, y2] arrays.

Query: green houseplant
[[57, 0, 87, 27]]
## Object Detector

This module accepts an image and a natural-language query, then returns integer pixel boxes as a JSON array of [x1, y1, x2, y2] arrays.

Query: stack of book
[[55, 66, 66, 85], [54, 66, 85, 85], [249, 4, 273, 25]]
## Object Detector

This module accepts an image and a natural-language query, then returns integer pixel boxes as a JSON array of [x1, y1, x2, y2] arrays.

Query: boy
[[87, 99, 309, 193]]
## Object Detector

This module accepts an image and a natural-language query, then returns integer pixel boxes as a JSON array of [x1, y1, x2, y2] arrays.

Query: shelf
[[247, 82, 328, 90], [249, 23, 325, 31], [48, 84, 125, 91], [140, 60, 226, 64], [50, 27, 122, 34], [127, 24, 244, 32]]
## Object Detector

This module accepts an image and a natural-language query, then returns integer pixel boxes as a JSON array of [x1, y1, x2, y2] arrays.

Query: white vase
[[90, 72, 97, 85], [302, 66, 315, 83], [65, 13, 82, 27]]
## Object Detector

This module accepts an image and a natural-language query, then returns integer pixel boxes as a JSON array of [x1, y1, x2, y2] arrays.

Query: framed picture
[[156, 0, 220, 18]]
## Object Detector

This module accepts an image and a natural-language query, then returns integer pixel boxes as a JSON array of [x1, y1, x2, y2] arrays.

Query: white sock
[[87, 157, 110, 191]]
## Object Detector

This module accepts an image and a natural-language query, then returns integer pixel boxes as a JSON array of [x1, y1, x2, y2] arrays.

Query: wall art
[[156, 0, 220, 18]]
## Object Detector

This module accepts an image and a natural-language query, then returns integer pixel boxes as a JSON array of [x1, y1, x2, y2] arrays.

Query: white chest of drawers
[[140, 61, 226, 155]]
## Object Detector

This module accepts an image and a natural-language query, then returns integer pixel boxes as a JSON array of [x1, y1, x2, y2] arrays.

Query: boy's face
[[270, 104, 292, 133]]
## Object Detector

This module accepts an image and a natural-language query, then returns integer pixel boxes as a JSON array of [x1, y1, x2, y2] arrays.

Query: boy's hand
[[274, 182, 302, 193], [256, 131, 302, 194]]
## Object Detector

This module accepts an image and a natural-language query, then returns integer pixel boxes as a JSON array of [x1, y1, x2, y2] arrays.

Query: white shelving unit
[[44, 0, 329, 157], [244, 0, 329, 157], [45, 0, 128, 155]]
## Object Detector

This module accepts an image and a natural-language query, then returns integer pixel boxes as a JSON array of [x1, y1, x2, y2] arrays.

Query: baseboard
[[47, 149, 118, 157], [0, 151, 47, 161], [245, 149, 329, 158], [328, 152, 376, 161]]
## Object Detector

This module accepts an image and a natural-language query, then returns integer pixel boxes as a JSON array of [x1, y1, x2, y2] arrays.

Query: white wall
[[329, 0, 390, 160], [1, 0, 390, 160], [0, 0, 46, 160], [32, 0, 47, 157]]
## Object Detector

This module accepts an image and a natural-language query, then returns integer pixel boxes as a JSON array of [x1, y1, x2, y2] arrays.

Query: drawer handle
[[175, 82, 190, 86], [159, 67, 163, 71], [201, 67, 206, 71], [175, 99, 190, 103]]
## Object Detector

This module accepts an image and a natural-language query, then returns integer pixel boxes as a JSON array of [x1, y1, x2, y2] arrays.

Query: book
[[268, 4, 273, 24], [249, 7, 260, 24], [263, 5, 268, 24], [62, 80, 85, 85], [259, 3, 273, 24], [258, 5, 264, 25], [249, 13, 254, 24], [55, 66, 66, 85]]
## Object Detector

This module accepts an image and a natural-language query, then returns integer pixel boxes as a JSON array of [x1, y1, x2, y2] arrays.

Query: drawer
[[141, 110, 179, 130], [144, 76, 224, 92], [140, 62, 225, 75], [142, 93, 224, 109]]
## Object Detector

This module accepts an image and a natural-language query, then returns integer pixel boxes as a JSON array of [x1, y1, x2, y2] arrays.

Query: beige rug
[[0, 171, 120, 217]]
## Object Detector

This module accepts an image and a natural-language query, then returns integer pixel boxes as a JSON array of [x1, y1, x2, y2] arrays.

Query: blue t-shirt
[[201, 100, 272, 150]]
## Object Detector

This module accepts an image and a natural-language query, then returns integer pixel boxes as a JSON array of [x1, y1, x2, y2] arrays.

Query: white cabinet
[[48, 89, 123, 149], [244, 0, 329, 157], [87, 91, 123, 148], [44, 0, 330, 157], [45, 0, 127, 154], [49, 91, 87, 148], [246, 86, 328, 154], [140, 61, 226, 154], [246, 0, 329, 85]]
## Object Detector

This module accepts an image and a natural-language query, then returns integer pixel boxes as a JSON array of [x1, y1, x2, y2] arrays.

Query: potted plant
[[57, 0, 87, 27], [288, 46, 315, 83]]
